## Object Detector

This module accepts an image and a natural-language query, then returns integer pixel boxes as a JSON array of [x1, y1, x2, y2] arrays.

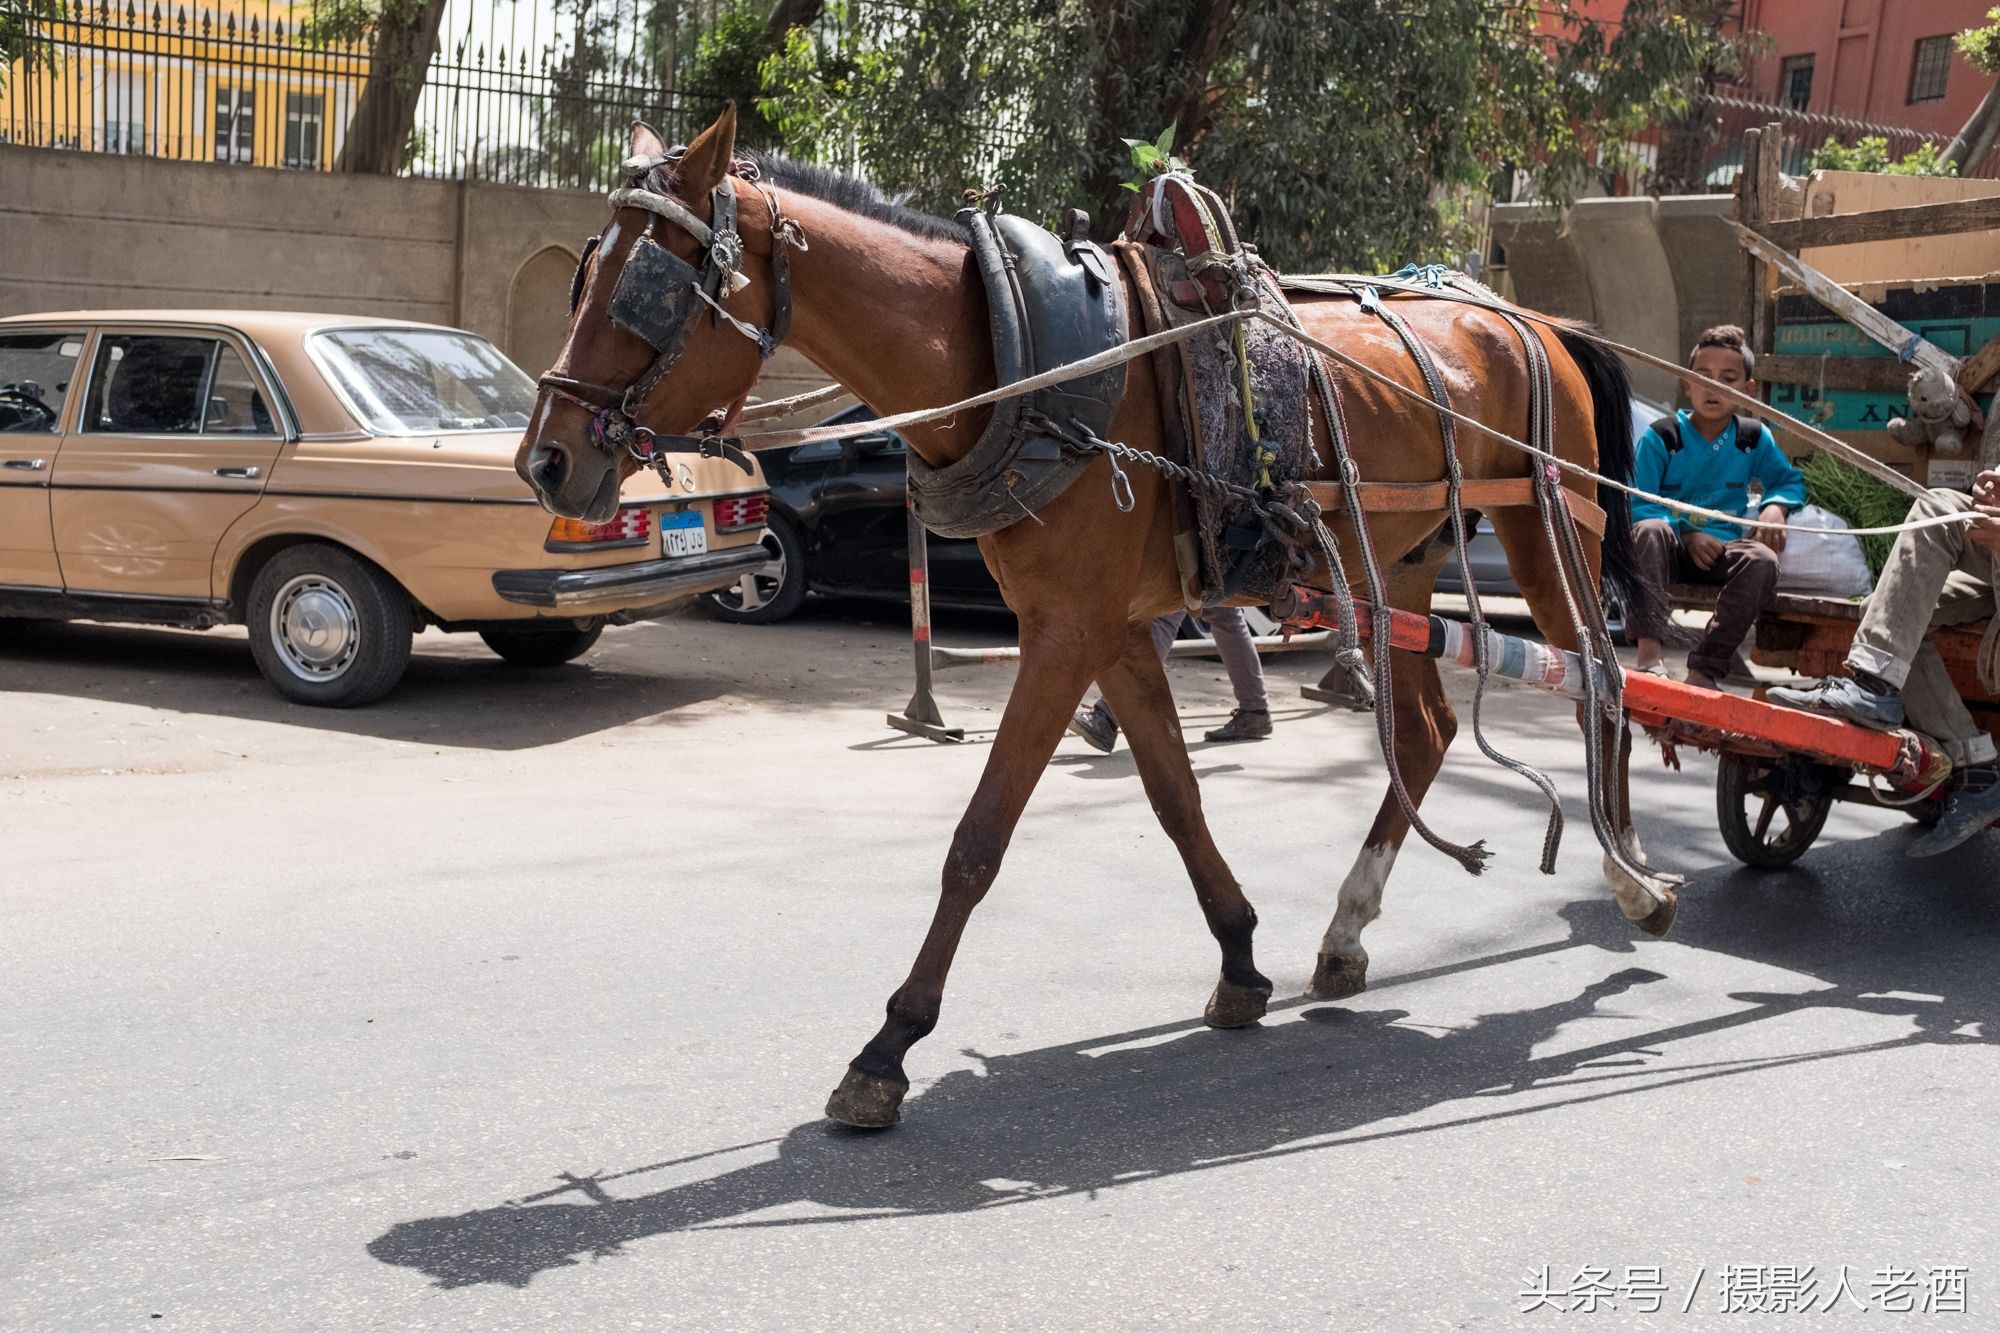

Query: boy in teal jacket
[[1630, 325, 1806, 688]]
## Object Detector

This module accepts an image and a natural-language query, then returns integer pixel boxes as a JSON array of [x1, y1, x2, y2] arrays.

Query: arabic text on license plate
[[661, 510, 708, 557]]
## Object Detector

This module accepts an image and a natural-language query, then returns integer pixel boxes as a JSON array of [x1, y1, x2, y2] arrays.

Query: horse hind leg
[[1096, 622, 1272, 1027], [1485, 506, 1679, 937]]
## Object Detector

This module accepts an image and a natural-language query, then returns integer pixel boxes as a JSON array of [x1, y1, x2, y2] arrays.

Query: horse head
[[517, 105, 782, 521]]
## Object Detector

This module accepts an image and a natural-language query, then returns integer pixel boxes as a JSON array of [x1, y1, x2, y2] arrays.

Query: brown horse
[[517, 106, 1674, 1128]]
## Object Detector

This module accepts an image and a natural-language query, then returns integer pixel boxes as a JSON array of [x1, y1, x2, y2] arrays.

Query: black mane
[[741, 151, 966, 245]]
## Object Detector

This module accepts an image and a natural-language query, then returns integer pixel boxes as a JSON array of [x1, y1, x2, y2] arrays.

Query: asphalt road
[[4, 600, 1996, 1331]]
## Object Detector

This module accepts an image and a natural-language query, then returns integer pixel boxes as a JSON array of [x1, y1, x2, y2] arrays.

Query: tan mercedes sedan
[[0, 311, 771, 705]]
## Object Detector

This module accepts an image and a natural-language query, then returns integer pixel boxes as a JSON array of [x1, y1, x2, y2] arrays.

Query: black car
[[701, 405, 1004, 623]]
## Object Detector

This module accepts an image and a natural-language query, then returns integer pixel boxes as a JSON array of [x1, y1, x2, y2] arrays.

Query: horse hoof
[[1204, 976, 1272, 1029], [1307, 953, 1368, 1000], [1635, 892, 1678, 939], [825, 1068, 908, 1129]]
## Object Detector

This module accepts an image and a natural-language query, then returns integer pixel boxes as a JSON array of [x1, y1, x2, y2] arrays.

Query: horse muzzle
[[518, 434, 622, 523]]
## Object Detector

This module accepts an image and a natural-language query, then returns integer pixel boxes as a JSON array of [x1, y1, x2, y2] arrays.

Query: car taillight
[[714, 493, 769, 534], [546, 507, 652, 550]]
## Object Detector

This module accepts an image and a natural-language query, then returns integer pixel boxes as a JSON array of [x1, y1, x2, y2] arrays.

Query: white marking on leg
[[1320, 842, 1399, 959]]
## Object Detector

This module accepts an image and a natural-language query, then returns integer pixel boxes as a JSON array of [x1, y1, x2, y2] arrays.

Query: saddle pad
[[1141, 250, 1312, 604]]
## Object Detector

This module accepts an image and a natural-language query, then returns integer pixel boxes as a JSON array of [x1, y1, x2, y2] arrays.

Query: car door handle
[[3, 458, 46, 470], [214, 466, 261, 479]]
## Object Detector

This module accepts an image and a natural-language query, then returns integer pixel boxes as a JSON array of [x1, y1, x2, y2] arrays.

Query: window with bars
[[1780, 54, 1815, 111], [1909, 35, 1951, 104], [214, 87, 254, 164], [283, 93, 324, 170]]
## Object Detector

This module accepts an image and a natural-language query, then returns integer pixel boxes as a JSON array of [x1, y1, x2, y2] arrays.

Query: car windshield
[[311, 328, 535, 434]]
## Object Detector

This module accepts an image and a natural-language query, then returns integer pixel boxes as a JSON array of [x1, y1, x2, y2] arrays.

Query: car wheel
[[479, 624, 604, 667], [247, 544, 413, 707], [700, 512, 808, 624]]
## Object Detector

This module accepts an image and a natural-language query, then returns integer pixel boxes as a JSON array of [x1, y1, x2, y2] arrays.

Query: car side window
[[82, 332, 268, 436], [85, 334, 227, 435], [202, 344, 275, 434], [0, 331, 85, 434]]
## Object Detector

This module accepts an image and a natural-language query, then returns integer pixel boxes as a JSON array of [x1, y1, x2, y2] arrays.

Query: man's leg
[[1200, 606, 1272, 742], [1629, 519, 1681, 671], [1904, 643, 2000, 857], [1686, 538, 1779, 687], [1069, 612, 1186, 752], [1849, 491, 1993, 686], [1770, 491, 1994, 730]]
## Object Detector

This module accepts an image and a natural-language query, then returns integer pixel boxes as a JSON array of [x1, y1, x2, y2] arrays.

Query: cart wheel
[[1716, 753, 1842, 869]]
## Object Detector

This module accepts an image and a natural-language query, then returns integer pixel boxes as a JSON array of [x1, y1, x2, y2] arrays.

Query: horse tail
[[1551, 325, 1645, 613]]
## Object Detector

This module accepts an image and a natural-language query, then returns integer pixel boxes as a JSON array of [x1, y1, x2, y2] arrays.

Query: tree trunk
[[337, 0, 450, 175], [765, 0, 825, 43], [1079, 0, 1238, 239], [1944, 78, 2000, 174]]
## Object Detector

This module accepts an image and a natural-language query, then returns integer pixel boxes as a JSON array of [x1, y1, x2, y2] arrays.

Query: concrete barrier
[[1494, 194, 1739, 408]]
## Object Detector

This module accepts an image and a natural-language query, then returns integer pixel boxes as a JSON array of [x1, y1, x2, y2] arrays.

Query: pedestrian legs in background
[[1067, 607, 1273, 753]]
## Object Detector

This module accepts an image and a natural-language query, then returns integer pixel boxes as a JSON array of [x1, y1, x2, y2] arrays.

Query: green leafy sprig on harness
[[1119, 126, 1189, 193]]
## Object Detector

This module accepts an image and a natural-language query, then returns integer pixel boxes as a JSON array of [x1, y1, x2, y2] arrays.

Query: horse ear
[[628, 120, 668, 162], [674, 102, 738, 202]]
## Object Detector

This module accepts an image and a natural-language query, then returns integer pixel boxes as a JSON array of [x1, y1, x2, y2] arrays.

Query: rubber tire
[[700, 511, 808, 625], [479, 624, 604, 667], [1715, 752, 1836, 870], [247, 543, 413, 708]]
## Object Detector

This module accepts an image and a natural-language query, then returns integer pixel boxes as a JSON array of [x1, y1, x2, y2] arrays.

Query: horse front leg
[[1095, 622, 1272, 1028], [825, 618, 1115, 1129]]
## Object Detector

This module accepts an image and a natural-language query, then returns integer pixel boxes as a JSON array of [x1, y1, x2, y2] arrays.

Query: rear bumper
[[492, 544, 770, 609]]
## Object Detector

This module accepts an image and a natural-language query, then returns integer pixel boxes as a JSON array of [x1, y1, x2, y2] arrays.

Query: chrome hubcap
[[271, 574, 359, 681]]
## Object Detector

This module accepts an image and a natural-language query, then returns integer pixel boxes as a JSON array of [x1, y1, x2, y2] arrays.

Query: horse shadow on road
[[368, 847, 2000, 1290]]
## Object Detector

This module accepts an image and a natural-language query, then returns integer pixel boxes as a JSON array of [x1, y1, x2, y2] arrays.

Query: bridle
[[536, 146, 807, 477]]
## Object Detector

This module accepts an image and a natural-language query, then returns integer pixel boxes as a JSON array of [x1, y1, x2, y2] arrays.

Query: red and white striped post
[[885, 495, 967, 742]]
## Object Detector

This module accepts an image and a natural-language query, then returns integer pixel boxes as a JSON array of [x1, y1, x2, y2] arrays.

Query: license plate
[[660, 509, 708, 558]]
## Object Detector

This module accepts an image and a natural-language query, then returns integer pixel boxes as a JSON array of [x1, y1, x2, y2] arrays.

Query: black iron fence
[[0, 0, 735, 189]]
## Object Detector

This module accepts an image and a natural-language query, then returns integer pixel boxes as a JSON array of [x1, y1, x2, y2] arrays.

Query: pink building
[[1730, 0, 1990, 136]]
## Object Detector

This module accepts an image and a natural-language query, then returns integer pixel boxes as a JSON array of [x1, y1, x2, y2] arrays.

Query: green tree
[[756, 0, 1746, 270], [1946, 6, 2000, 173], [1807, 135, 1957, 177], [0, 1, 67, 97]]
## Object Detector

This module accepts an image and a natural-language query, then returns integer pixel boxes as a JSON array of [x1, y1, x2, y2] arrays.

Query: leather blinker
[[609, 237, 702, 351]]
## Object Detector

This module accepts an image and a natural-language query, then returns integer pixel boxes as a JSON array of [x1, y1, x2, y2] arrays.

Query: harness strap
[[1304, 477, 1607, 536]]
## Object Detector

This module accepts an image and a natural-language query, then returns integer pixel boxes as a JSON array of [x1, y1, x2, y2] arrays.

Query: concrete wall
[[0, 145, 602, 376], [1493, 194, 1737, 407]]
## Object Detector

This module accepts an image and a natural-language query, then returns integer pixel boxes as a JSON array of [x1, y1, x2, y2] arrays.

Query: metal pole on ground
[[885, 496, 966, 742]]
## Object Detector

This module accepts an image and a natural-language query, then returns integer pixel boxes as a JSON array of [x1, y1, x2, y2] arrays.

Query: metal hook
[[1107, 452, 1136, 513]]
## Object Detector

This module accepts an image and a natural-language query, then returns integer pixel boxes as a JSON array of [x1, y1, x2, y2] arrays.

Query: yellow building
[[1, 1, 367, 169]]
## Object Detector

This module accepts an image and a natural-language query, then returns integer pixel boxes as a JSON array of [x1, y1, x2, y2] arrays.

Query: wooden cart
[[1647, 587, 1996, 868]]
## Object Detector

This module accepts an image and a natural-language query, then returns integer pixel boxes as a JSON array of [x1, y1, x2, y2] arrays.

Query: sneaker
[[1067, 705, 1118, 753], [1908, 766, 2000, 858], [1764, 675, 1906, 731], [1203, 708, 1273, 743]]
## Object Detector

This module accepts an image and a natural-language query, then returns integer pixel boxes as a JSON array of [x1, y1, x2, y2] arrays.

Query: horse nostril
[[528, 443, 568, 493]]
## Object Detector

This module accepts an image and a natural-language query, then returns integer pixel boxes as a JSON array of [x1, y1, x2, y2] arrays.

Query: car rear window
[[310, 328, 536, 434]]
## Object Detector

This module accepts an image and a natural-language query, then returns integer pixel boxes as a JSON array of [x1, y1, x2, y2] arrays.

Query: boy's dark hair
[[1690, 324, 1755, 376]]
